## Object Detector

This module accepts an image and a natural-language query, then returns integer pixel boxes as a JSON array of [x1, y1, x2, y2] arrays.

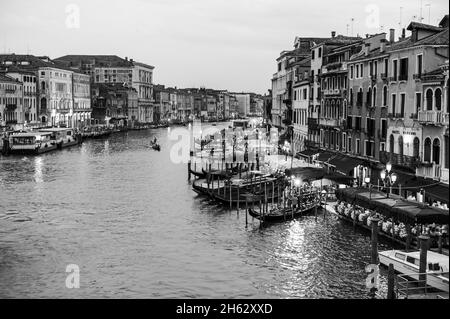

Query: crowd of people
[[334, 201, 449, 248]]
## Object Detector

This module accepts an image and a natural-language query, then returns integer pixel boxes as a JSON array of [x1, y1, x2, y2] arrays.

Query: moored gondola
[[248, 203, 318, 222]]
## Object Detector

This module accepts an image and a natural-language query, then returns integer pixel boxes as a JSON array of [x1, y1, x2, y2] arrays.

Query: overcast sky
[[0, 0, 448, 94]]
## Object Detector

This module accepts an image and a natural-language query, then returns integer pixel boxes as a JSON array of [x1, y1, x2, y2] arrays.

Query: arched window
[[426, 89, 433, 110], [398, 135, 404, 161], [413, 137, 420, 158], [433, 138, 440, 164], [435, 88, 442, 111], [383, 86, 388, 106], [389, 134, 395, 154], [424, 137, 432, 162]]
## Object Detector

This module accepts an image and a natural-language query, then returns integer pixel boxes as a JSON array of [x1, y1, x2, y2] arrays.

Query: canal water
[[0, 123, 393, 298]]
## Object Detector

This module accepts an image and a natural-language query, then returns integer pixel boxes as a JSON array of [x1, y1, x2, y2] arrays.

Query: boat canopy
[[335, 187, 449, 224]]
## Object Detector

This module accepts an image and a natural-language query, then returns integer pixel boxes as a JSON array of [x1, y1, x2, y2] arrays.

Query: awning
[[335, 187, 449, 224], [315, 151, 335, 163], [328, 154, 363, 176], [285, 167, 325, 181], [425, 183, 449, 204], [323, 172, 355, 185], [296, 149, 319, 159]]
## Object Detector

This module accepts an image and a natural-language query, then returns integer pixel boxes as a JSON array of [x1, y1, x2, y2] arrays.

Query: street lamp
[[380, 163, 397, 198], [365, 176, 372, 200]]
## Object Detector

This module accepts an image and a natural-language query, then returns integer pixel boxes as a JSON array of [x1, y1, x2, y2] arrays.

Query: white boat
[[9, 132, 57, 155], [379, 249, 449, 293], [39, 128, 80, 149]]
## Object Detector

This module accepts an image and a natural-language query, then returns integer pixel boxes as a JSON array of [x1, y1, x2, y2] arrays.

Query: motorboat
[[39, 128, 80, 149], [379, 249, 449, 293], [9, 132, 57, 155]]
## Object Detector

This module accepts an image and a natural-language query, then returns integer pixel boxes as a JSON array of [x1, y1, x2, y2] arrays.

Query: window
[[424, 137, 431, 162], [391, 94, 397, 115], [416, 54, 423, 77], [399, 58, 408, 81], [348, 136, 352, 152], [392, 59, 398, 80], [374, 61, 378, 76], [380, 142, 386, 152], [312, 50, 315, 60], [433, 138, 440, 164], [384, 58, 388, 75], [356, 64, 359, 78], [435, 88, 442, 111], [426, 89, 433, 110], [318, 47, 322, 58], [349, 88, 353, 105], [413, 137, 420, 158], [383, 86, 388, 106], [400, 93, 406, 117], [350, 65, 354, 79], [357, 88, 363, 106], [360, 64, 364, 77], [381, 119, 387, 139], [390, 134, 395, 154], [398, 135, 404, 160], [372, 87, 377, 106], [356, 138, 360, 154], [365, 140, 374, 157], [415, 92, 422, 113]]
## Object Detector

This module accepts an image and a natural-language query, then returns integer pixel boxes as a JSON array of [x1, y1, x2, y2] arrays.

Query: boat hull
[[379, 252, 449, 293], [248, 205, 317, 222]]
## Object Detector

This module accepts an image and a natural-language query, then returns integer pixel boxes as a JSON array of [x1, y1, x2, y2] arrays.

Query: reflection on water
[[0, 125, 391, 298]]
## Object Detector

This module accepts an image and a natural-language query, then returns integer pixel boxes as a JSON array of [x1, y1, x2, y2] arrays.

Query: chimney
[[364, 43, 371, 56], [130, 58, 134, 63], [401, 28, 406, 39], [380, 38, 386, 53], [389, 28, 395, 43], [331, 31, 336, 38], [125, 57, 128, 61]]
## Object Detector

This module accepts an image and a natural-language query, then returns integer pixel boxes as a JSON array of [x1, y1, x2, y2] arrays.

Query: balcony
[[5, 88, 16, 93], [319, 118, 339, 127], [379, 151, 420, 169], [413, 73, 422, 81], [418, 110, 449, 125], [5, 104, 17, 111], [380, 73, 388, 81], [416, 163, 442, 180]]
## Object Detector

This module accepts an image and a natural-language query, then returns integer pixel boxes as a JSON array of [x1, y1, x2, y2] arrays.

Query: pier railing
[[396, 272, 449, 299]]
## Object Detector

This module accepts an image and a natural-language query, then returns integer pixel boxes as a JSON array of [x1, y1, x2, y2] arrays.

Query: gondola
[[150, 140, 161, 151], [248, 203, 318, 222]]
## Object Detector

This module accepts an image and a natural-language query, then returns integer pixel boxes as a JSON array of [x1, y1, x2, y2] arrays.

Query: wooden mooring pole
[[188, 160, 191, 181], [418, 235, 430, 288], [387, 263, 396, 299]]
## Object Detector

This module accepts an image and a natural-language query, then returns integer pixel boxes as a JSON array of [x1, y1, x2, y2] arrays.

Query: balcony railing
[[379, 151, 420, 168], [4, 88, 16, 93], [413, 73, 422, 80], [417, 163, 442, 180], [388, 76, 397, 82], [418, 110, 448, 125], [319, 118, 339, 127], [398, 74, 408, 81], [380, 73, 388, 80]]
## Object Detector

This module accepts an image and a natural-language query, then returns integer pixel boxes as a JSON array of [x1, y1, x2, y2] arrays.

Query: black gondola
[[248, 203, 318, 222]]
